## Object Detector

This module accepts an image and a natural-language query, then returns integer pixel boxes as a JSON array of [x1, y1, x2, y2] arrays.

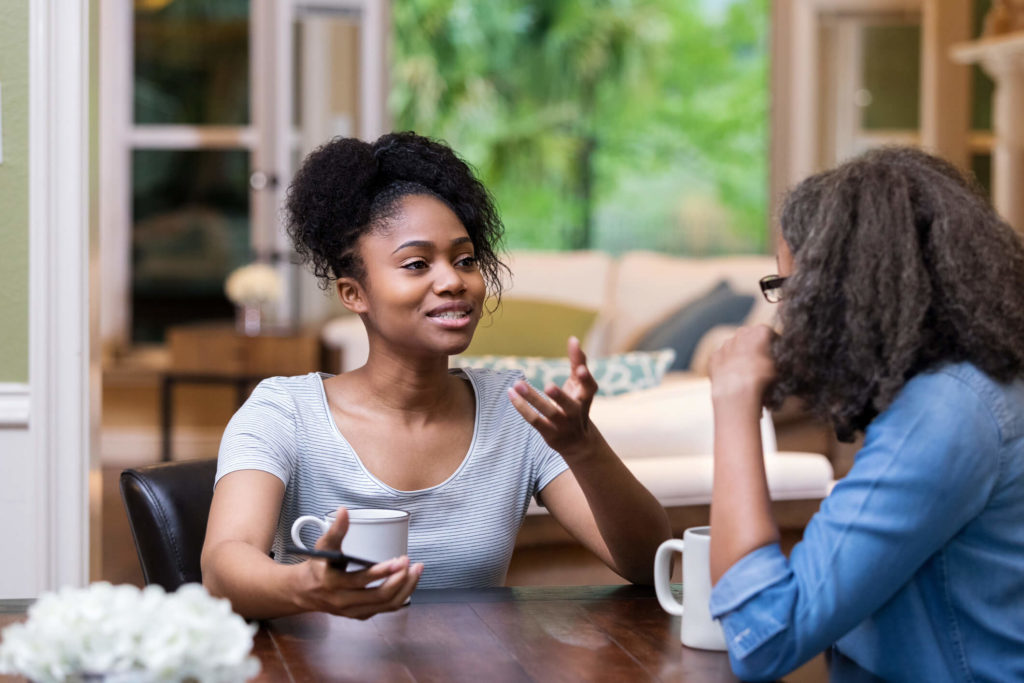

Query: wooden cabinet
[[167, 323, 320, 377], [160, 323, 324, 461]]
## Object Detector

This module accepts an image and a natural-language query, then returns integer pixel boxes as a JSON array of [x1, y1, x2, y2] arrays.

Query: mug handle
[[654, 538, 686, 616], [290, 515, 330, 550]]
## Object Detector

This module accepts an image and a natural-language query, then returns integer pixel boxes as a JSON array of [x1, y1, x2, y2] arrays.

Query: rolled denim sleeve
[[710, 543, 791, 656], [707, 369, 1002, 682]]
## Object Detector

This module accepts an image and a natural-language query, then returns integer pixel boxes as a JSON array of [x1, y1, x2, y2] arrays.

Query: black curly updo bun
[[285, 131, 507, 299]]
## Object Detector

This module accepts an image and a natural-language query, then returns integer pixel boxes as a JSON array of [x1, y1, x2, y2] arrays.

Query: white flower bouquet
[[224, 263, 282, 307], [0, 582, 260, 683]]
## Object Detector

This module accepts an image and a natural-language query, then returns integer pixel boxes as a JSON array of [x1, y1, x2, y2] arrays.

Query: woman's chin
[[439, 333, 479, 358], [441, 339, 474, 357]]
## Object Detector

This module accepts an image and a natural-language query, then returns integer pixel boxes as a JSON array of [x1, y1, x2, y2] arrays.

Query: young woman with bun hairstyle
[[707, 146, 1024, 681], [201, 132, 671, 620]]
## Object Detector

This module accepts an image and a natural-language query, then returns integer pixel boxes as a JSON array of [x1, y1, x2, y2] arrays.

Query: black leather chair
[[119, 458, 218, 591]]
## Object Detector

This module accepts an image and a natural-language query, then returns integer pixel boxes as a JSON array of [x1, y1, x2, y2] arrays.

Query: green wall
[[0, 2, 29, 383]]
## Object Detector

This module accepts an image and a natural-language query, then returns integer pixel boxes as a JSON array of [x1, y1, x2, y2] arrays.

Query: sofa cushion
[[451, 349, 675, 396], [464, 299, 599, 358], [528, 452, 834, 513], [601, 252, 776, 354], [631, 280, 754, 371]]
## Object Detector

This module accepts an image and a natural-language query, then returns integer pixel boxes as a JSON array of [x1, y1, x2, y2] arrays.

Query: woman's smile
[[425, 301, 474, 328]]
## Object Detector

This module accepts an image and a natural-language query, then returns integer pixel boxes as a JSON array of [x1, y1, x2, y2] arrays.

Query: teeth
[[433, 311, 468, 319]]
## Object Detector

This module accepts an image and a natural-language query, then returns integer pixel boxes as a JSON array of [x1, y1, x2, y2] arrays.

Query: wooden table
[[252, 585, 739, 682], [1, 587, 832, 681]]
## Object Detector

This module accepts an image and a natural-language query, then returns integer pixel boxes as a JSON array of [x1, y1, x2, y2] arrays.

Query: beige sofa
[[320, 250, 835, 519]]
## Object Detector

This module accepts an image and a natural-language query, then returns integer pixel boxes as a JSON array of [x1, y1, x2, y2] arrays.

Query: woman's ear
[[337, 278, 369, 314]]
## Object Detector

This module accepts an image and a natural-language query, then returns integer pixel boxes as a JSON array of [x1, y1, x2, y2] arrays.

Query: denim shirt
[[709, 363, 1024, 682]]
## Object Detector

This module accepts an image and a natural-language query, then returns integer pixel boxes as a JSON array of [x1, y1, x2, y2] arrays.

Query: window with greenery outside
[[390, 0, 768, 255]]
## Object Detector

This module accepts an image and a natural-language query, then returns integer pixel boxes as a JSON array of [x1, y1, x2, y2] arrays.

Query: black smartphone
[[285, 545, 376, 571]]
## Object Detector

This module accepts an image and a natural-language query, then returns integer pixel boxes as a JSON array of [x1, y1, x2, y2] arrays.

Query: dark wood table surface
[[252, 584, 739, 682], [1, 586, 829, 682]]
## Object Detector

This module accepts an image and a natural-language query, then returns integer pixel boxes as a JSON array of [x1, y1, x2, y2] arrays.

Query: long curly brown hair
[[769, 146, 1024, 441]]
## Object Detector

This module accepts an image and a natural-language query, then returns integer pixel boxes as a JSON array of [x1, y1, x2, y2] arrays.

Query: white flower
[[0, 582, 260, 683], [224, 263, 282, 306]]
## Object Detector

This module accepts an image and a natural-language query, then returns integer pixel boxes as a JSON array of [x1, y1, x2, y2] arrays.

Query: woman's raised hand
[[707, 325, 778, 408], [507, 336, 600, 460], [298, 507, 422, 619]]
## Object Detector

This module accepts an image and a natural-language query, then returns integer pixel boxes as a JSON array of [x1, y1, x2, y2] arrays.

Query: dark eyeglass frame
[[759, 274, 788, 303]]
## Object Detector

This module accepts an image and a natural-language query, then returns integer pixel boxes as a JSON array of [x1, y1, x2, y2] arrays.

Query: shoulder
[[839, 364, 1010, 513], [891, 363, 1024, 443], [248, 372, 328, 410]]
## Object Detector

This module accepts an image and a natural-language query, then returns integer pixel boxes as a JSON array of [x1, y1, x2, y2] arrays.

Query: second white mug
[[653, 525, 727, 651]]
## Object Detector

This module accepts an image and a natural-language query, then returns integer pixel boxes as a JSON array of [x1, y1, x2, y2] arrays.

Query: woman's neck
[[350, 344, 462, 418]]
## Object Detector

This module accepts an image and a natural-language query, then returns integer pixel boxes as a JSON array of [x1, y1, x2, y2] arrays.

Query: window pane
[[134, 0, 250, 125], [861, 24, 920, 130], [132, 149, 251, 343], [390, 0, 769, 255]]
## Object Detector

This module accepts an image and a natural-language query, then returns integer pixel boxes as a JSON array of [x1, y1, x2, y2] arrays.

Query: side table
[[159, 323, 322, 461]]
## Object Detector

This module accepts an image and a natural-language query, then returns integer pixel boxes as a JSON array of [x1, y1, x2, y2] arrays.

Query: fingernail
[[514, 383, 529, 396], [412, 563, 424, 576]]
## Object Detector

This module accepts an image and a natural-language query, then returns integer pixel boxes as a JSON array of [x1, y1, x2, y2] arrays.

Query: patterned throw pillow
[[451, 349, 676, 396]]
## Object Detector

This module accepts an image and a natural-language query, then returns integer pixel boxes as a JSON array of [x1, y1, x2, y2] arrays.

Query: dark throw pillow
[[632, 280, 755, 371]]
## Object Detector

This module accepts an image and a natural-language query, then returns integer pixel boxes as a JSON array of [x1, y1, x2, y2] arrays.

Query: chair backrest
[[119, 458, 218, 591]]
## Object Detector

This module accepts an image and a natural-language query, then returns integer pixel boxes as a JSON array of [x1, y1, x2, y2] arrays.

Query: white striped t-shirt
[[214, 368, 569, 588]]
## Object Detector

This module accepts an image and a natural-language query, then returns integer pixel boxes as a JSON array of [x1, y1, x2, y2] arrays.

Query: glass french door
[[253, 0, 388, 331], [816, 2, 994, 188], [102, 0, 386, 346]]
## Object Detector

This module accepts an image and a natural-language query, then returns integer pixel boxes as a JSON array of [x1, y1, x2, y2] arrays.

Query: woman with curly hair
[[707, 146, 1024, 681], [201, 132, 671, 620]]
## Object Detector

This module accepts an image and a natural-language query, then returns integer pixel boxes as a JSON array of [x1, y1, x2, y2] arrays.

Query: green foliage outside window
[[390, 0, 768, 255]]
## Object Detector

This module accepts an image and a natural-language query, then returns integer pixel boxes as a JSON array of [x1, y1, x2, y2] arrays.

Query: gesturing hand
[[301, 507, 422, 619], [507, 336, 599, 459]]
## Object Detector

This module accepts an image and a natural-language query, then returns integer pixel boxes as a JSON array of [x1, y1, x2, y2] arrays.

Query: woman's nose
[[433, 262, 467, 294]]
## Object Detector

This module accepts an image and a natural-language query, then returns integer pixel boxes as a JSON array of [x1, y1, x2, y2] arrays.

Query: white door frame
[[100, 0, 390, 346], [22, 0, 93, 595]]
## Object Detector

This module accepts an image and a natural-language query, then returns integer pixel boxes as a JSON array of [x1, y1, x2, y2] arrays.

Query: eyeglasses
[[759, 274, 788, 303]]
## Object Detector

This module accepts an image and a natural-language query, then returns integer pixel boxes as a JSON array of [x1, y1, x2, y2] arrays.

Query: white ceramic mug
[[654, 526, 727, 651], [291, 508, 410, 576]]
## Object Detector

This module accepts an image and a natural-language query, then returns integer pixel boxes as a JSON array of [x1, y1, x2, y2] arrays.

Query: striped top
[[215, 368, 569, 588]]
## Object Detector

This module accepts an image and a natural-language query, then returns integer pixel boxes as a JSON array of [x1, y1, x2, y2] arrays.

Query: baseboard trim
[[101, 427, 222, 467], [0, 383, 30, 427]]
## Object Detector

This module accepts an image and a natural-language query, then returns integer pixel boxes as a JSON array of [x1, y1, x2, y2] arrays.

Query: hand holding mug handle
[[291, 514, 332, 550], [654, 538, 686, 616]]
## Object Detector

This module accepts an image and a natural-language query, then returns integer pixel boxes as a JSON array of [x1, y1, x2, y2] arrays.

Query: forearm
[[202, 541, 310, 620], [564, 429, 672, 584], [709, 396, 779, 584]]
